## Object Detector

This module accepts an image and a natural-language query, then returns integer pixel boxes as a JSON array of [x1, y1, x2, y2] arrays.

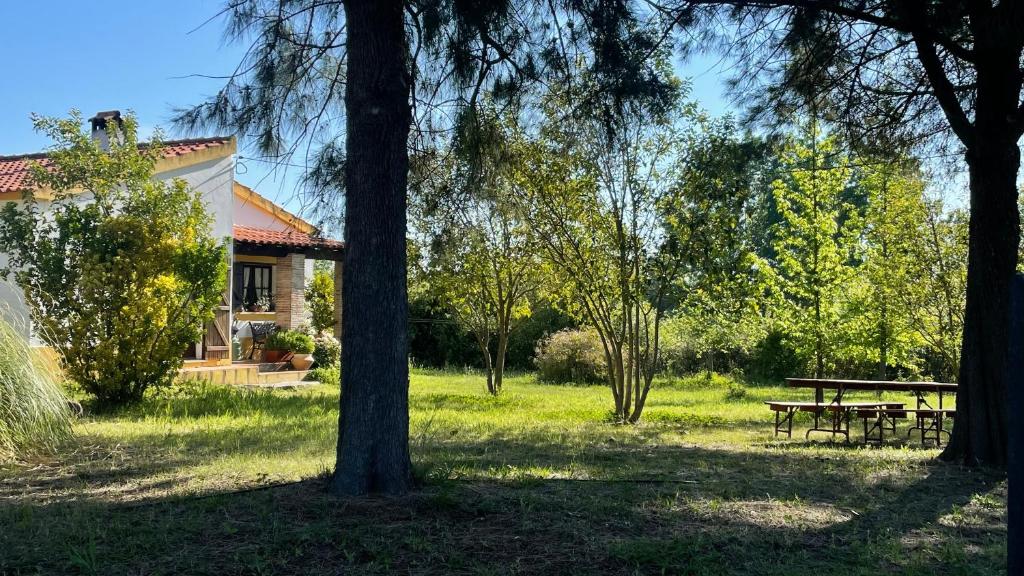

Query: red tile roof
[[233, 225, 344, 251], [0, 137, 233, 193]]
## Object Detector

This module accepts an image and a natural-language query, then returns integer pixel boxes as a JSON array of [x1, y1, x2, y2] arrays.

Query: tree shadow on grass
[[0, 384, 1006, 575], [0, 441, 1005, 576]]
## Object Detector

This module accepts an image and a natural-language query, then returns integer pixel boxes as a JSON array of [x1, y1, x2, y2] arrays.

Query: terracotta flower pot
[[264, 349, 286, 363], [291, 353, 314, 371]]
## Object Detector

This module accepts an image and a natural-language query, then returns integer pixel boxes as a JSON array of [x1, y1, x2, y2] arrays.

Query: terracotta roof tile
[[233, 225, 344, 251], [0, 137, 233, 193]]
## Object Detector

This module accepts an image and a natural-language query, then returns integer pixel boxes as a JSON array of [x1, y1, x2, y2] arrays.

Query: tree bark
[[481, 338, 495, 395], [332, 0, 413, 496], [494, 331, 508, 394], [941, 53, 1021, 466]]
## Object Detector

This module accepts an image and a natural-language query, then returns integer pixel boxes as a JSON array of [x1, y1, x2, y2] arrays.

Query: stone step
[[178, 364, 259, 386], [242, 380, 319, 390], [257, 370, 311, 385]]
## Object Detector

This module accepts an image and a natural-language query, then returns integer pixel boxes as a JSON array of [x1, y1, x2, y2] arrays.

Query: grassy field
[[0, 370, 1006, 575]]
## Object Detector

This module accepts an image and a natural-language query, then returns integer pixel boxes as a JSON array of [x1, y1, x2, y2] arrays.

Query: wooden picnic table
[[786, 378, 956, 406], [781, 378, 957, 443]]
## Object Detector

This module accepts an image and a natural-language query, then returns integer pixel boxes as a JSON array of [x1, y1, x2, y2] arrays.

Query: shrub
[[304, 266, 336, 334], [0, 317, 72, 461], [749, 329, 802, 382], [313, 333, 341, 367], [724, 382, 748, 401], [266, 330, 314, 353], [306, 365, 340, 387], [293, 333, 315, 354], [534, 328, 605, 384], [0, 112, 227, 406], [658, 318, 702, 376]]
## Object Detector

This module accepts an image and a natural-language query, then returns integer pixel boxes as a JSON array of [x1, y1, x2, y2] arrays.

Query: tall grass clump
[[0, 317, 72, 461]]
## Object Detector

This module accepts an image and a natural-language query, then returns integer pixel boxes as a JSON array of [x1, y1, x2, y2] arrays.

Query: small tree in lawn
[[426, 206, 539, 396], [412, 114, 542, 396], [515, 81, 694, 423], [0, 112, 227, 406]]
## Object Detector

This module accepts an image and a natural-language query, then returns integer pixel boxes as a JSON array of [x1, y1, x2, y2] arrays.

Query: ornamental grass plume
[[0, 315, 72, 461]]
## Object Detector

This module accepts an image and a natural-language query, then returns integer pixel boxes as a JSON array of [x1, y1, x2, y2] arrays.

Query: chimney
[[88, 110, 123, 150]]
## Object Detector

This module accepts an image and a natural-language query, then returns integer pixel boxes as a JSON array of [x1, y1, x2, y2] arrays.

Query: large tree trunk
[[332, 0, 413, 496], [941, 55, 1021, 466]]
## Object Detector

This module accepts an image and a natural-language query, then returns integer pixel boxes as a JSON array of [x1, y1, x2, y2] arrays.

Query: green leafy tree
[[305, 265, 336, 334], [0, 112, 227, 406], [412, 109, 543, 395], [515, 80, 692, 423], [659, 117, 772, 377], [898, 199, 968, 382], [421, 203, 541, 395], [769, 123, 859, 378], [852, 160, 928, 378]]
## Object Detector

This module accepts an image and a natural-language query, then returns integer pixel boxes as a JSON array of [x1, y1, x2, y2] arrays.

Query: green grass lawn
[[0, 370, 1006, 575]]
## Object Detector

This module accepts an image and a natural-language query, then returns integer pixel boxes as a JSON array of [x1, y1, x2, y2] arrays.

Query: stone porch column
[[275, 253, 306, 329], [333, 260, 343, 340]]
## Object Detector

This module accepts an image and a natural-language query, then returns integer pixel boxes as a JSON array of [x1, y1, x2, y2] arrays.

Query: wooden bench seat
[[854, 407, 955, 446], [853, 407, 955, 418], [765, 401, 904, 438]]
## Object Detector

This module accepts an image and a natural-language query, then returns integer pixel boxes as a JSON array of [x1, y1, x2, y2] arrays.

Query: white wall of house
[[157, 155, 235, 241], [234, 197, 297, 232], [0, 263, 31, 339]]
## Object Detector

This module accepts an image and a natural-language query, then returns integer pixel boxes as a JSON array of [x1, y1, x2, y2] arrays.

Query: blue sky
[[0, 1, 737, 218]]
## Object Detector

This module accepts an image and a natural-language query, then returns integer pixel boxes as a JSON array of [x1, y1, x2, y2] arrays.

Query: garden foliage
[[0, 112, 227, 406]]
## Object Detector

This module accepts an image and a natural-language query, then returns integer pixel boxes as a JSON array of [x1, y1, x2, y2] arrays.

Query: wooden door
[[203, 281, 232, 362]]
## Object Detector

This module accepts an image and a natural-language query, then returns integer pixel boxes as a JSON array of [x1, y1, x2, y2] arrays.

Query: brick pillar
[[275, 253, 306, 329], [333, 260, 343, 340]]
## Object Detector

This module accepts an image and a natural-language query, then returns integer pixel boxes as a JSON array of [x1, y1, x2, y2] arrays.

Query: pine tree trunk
[[332, 0, 413, 496], [941, 55, 1020, 467]]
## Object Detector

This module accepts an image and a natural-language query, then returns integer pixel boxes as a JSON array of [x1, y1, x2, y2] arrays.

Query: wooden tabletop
[[785, 378, 958, 393]]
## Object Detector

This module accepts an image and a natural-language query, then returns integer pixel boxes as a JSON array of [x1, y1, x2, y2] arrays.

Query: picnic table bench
[[767, 378, 957, 445], [765, 400, 905, 441]]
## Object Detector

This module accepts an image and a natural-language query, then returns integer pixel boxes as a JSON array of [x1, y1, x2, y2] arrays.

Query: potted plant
[[263, 329, 292, 363], [252, 293, 273, 312], [289, 333, 316, 370]]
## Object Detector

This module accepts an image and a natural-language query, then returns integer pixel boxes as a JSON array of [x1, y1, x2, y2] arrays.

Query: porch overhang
[[232, 225, 344, 261]]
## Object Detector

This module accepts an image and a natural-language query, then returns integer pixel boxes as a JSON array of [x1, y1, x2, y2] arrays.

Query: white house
[[0, 110, 343, 369]]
